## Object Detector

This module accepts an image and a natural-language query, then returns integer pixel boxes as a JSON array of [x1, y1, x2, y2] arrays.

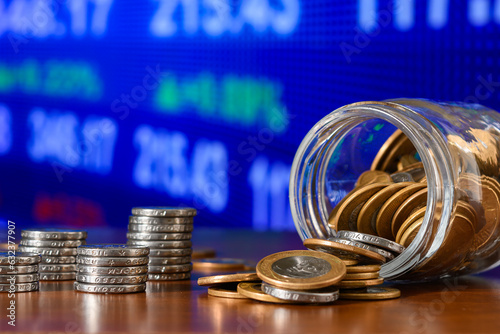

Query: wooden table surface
[[2, 229, 500, 334]]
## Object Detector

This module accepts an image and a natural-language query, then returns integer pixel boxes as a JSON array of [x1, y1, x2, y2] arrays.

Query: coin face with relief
[[256, 250, 346, 290]]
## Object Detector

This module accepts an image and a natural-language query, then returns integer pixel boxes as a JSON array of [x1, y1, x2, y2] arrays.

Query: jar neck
[[289, 101, 456, 280]]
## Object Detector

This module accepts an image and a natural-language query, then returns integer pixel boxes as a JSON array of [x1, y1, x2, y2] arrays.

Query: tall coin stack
[[127, 207, 196, 281], [0, 252, 40, 293], [18, 228, 87, 281], [75, 245, 149, 294]]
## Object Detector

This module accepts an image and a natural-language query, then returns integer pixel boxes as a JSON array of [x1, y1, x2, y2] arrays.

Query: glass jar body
[[290, 99, 500, 281]]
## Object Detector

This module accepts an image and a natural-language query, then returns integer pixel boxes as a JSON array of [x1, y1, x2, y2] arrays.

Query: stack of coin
[[74, 244, 149, 294], [0, 252, 40, 293], [127, 207, 196, 281], [18, 228, 87, 281]]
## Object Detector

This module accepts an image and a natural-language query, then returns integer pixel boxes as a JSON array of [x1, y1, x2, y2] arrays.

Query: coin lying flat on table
[[198, 272, 260, 286], [337, 230, 405, 254], [129, 216, 194, 225], [147, 272, 191, 281], [304, 238, 386, 264], [344, 272, 380, 280], [257, 250, 346, 290], [336, 277, 384, 289], [77, 245, 150, 257], [0, 264, 38, 274], [18, 246, 77, 256], [0, 273, 39, 283], [76, 274, 148, 285], [132, 207, 197, 217], [192, 248, 216, 259], [237, 282, 294, 304], [128, 224, 193, 233], [0, 282, 39, 292], [208, 284, 247, 299], [148, 264, 192, 274], [149, 248, 193, 257], [333, 238, 394, 261], [262, 282, 340, 304], [345, 264, 381, 273], [21, 228, 87, 240], [74, 282, 146, 294], [193, 258, 247, 271], [149, 256, 191, 265], [339, 286, 401, 300], [77, 265, 149, 276], [0, 252, 41, 265], [41, 256, 76, 264], [340, 258, 359, 266], [77, 256, 149, 267]]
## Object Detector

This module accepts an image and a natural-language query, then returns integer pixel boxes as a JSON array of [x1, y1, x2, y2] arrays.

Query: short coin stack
[[75, 244, 149, 294], [127, 207, 196, 281], [0, 252, 40, 293], [18, 228, 87, 281]]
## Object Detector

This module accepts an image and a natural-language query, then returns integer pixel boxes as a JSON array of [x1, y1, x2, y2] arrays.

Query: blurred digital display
[[1, 0, 499, 232]]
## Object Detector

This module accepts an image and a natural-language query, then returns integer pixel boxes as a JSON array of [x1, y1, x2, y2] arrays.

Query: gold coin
[[198, 272, 260, 286], [356, 182, 414, 235], [391, 188, 428, 238], [193, 258, 247, 271], [395, 206, 426, 243], [237, 282, 294, 304], [336, 277, 384, 289], [339, 287, 401, 300], [192, 248, 216, 259], [341, 258, 360, 266], [208, 284, 247, 299], [456, 200, 478, 232], [376, 183, 426, 240], [256, 250, 346, 290], [399, 217, 423, 247], [344, 272, 380, 280], [303, 238, 386, 264], [397, 154, 419, 170], [346, 264, 381, 273], [371, 129, 416, 173], [330, 183, 391, 232], [356, 170, 392, 187]]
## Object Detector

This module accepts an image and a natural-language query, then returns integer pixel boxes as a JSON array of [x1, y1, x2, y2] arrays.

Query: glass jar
[[289, 99, 500, 281]]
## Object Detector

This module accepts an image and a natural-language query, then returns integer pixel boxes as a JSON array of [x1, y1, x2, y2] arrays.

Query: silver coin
[[20, 239, 86, 248], [149, 248, 193, 257], [76, 256, 149, 267], [390, 172, 414, 183], [148, 263, 193, 274], [132, 207, 197, 217], [78, 265, 148, 276], [0, 273, 39, 283], [40, 272, 76, 281], [262, 282, 339, 303], [127, 232, 192, 241], [41, 256, 76, 264], [271, 256, 331, 279], [128, 224, 193, 233], [21, 228, 87, 240], [129, 216, 194, 225], [76, 274, 147, 284], [336, 230, 405, 254], [0, 282, 39, 292], [148, 256, 191, 265], [147, 272, 191, 281], [77, 244, 150, 257], [0, 264, 38, 274], [127, 240, 192, 249], [18, 246, 77, 256], [331, 238, 395, 261], [74, 282, 146, 294], [39, 264, 77, 273], [0, 252, 41, 265]]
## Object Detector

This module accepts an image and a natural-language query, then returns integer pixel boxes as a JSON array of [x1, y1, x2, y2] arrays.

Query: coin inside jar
[[304, 238, 386, 264], [395, 206, 426, 244], [391, 188, 428, 238]]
